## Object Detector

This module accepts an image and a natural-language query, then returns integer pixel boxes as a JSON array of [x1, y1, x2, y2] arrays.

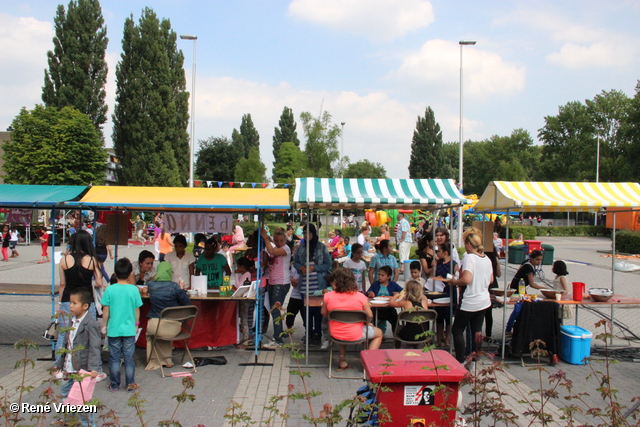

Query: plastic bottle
[[518, 278, 526, 295]]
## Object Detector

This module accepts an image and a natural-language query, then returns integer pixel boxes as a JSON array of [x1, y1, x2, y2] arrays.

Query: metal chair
[[149, 305, 198, 378], [327, 310, 369, 379], [393, 309, 437, 349]]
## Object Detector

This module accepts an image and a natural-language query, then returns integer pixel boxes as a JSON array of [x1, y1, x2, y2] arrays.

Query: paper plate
[[370, 300, 388, 305], [433, 297, 451, 304], [373, 296, 390, 301]]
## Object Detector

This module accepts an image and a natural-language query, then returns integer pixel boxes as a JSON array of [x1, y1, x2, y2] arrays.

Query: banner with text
[[163, 213, 233, 234]]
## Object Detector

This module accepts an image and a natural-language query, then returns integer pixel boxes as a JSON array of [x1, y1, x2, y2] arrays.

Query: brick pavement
[[1, 237, 639, 426]]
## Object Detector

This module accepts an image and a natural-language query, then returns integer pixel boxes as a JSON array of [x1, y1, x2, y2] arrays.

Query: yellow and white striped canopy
[[474, 181, 640, 212]]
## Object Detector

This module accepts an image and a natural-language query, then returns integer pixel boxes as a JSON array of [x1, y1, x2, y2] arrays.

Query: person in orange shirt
[[157, 228, 174, 262]]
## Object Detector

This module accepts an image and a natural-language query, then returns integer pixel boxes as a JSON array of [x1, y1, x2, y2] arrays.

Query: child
[[432, 242, 459, 347], [409, 260, 426, 288], [390, 280, 429, 346], [366, 265, 402, 334], [342, 243, 367, 292], [1, 225, 9, 261], [55, 287, 101, 426], [38, 227, 51, 264], [9, 225, 20, 258], [332, 234, 346, 259], [363, 235, 376, 254], [101, 258, 143, 392], [195, 238, 231, 289], [261, 227, 291, 348], [234, 257, 253, 347], [285, 261, 304, 331], [552, 260, 573, 319], [343, 236, 352, 258]]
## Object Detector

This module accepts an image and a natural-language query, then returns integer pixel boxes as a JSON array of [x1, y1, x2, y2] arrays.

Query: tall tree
[[272, 106, 300, 180], [538, 101, 595, 181], [4, 105, 105, 185], [344, 159, 387, 179], [408, 107, 447, 179], [195, 136, 239, 182], [111, 7, 189, 186], [273, 142, 307, 183], [234, 148, 267, 182], [586, 89, 632, 181], [42, 0, 109, 135], [627, 81, 640, 180], [231, 114, 260, 158], [299, 111, 340, 177]]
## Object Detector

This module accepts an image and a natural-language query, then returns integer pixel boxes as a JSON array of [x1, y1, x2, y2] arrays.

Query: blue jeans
[[268, 284, 290, 343], [60, 377, 95, 427], [55, 302, 98, 364], [107, 336, 136, 389]]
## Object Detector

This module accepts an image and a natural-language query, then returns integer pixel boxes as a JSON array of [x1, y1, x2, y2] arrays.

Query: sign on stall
[[164, 213, 233, 234]]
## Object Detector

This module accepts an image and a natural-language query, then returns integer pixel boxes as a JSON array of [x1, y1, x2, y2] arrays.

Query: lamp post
[[457, 40, 476, 247], [340, 122, 345, 230], [180, 34, 197, 188], [595, 135, 600, 225]]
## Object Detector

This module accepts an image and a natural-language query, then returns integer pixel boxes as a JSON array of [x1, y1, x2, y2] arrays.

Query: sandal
[[336, 357, 351, 372]]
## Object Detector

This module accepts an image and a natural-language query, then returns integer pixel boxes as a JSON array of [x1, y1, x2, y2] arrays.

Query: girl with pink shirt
[[261, 227, 291, 348]]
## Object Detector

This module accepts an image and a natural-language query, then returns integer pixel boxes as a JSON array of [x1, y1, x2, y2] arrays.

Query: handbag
[[43, 319, 58, 341]]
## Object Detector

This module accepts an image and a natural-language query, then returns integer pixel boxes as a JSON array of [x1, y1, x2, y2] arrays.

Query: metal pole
[[595, 136, 600, 225], [501, 209, 510, 360], [340, 122, 345, 230], [611, 212, 616, 345], [458, 40, 476, 248]]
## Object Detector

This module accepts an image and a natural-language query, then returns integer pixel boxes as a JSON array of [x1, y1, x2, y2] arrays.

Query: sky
[[1, 0, 639, 181]]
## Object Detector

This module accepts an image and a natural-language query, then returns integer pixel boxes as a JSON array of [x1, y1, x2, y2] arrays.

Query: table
[[136, 296, 255, 349]]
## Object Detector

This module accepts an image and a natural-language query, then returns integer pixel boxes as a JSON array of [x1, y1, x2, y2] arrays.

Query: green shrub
[[500, 226, 537, 240], [240, 224, 257, 237], [616, 230, 640, 254], [499, 225, 608, 239]]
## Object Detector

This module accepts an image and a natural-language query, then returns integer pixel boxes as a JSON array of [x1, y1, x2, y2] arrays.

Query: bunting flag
[[262, 183, 268, 188], [194, 180, 201, 187], [251, 183, 256, 188], [284, 184, 289, 188], [206, 181, 212, 187], [229, 182, 234, 187], [218, 182, 223, 187], [240, 182, 245, 187]]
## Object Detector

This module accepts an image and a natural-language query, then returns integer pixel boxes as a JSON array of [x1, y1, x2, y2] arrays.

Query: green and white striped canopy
[[294, 178, 471, 209]]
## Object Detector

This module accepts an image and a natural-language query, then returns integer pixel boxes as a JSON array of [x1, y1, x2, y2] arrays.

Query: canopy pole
[[501, 209, 510, 360], [240, 211, 272, 366], [611, 212, 616, 345], [305, 206, 311, 364]]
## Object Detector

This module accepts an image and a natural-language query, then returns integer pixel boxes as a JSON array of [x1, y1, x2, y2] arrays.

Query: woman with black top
[[509, 250, 544, 292], [416, 234, 435, 280], [55, 230, 104, 364]]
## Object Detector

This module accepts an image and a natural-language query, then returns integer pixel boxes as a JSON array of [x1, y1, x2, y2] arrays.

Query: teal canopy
[[294, 178, 471, 209], [0, 184, 89, 208]]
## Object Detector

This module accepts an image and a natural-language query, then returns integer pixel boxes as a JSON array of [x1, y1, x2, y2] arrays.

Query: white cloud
[[393, 39, 525, 99], [0, 13, 53, 125], [287, 0, 434, 42], [495, 8, 639, 69]]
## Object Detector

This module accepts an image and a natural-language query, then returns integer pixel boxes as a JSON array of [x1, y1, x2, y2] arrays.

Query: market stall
[[474, 181, 640, 358]]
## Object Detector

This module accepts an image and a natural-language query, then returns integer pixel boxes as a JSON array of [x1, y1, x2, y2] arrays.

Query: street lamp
[[180, 34, 197, 188], [457, 40, 476, 247], [340, 122, 345, 229], [595, 135, 600, 225]]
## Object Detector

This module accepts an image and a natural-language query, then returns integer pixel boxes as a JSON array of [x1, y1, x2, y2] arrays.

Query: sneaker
[[263, 340, 282, 349], [309, 334, 322, 347], [320, 339, 329, 350], [107, 384, 118, 392], [95, 372, 107, 383]]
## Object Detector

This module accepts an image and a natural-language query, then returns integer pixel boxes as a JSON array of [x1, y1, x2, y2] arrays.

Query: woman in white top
[[443, 233, 493, 363]]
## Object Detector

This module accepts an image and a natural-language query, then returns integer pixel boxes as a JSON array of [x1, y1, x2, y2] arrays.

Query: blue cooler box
[[560, 325, 592, 365]]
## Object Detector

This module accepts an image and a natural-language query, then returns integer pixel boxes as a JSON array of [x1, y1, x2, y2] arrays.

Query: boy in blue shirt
[[366, 265, 402, 335], [101, 258, 143, 392]]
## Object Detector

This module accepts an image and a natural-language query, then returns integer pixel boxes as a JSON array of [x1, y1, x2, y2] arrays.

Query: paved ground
[[1, 237, 639, 426]]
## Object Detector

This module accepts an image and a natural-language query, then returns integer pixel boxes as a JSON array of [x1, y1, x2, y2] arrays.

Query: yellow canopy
[[66, 185, 290, 213], [474, 181, 640, 213]]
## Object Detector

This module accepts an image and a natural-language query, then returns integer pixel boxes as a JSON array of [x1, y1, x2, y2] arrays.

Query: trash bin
[[524, 239, 543, 255], [361, 349, 467, 426], [403, 259, 418, 282], [508, 245, 525, 264], [560, 325, 592, 365], [541, 244, 554, 265]]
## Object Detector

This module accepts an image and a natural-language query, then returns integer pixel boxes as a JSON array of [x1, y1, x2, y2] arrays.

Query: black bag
[[193, 356, 227, 367], [43, 320, 58, 341]]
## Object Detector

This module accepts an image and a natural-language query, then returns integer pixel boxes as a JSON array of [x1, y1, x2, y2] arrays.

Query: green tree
[[343, 159, 387, 179], [111, 7, 189, 187], [299, 111, 340, 177], [4, 105, 105, 185], [586, 89, 632, 181], [273, 142, 306, 183], [234, 114, 260, 158], [408, 107, 448, 179], [234, 148, 266, 182], [42, 0, 109, 135], [538, 101, 595, 181], [195, 136, 239, 182], [627, 81, 640, 180], [272, 106, 300, 180]]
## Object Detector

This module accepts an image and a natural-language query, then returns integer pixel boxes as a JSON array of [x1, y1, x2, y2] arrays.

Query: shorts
[[9, 241, 16, 250], [361, 325, 375, 340]]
